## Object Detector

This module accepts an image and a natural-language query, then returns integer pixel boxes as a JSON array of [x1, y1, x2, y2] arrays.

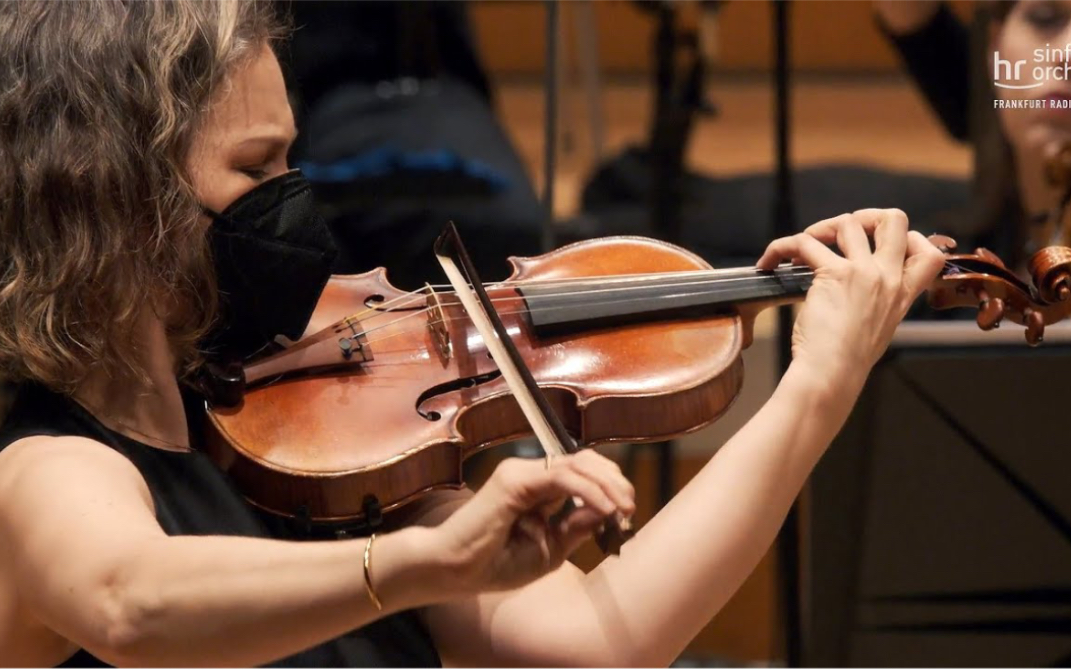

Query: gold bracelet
[[363, 533, 383, 611]]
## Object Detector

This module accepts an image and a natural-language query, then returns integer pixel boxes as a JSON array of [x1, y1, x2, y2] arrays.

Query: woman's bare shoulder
[[0, 437, 113, 666], [0, 434, 146, 490], [0, 434, 155, 541]]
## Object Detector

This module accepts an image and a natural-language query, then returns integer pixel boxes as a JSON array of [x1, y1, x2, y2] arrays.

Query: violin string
[[330, 285, 439, 325], [404, 255, 973, 292], [355, 254, 974, 325], [331, 258, 974, 349], [248, 258, 993, 386], [352, 273, 907, 353], [316, 271, 848, 359], [347, 257, 976, 346], [360, 267, 814, 325], [354, 276, 829, 353], [364, 255, 972, 330], [418, 265, 815, 290], [325, 266, 816, 328], [345, 269, 818, 343]]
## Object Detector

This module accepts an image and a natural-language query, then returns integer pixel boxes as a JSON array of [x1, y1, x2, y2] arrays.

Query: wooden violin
[[196, 231, 1071, 533]]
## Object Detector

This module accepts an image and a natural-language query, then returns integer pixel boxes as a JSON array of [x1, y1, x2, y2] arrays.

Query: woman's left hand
[[756, 208, 946, 391]]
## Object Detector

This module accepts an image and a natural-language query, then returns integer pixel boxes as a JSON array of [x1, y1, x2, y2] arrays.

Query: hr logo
[[993, 46, 1071, 89]]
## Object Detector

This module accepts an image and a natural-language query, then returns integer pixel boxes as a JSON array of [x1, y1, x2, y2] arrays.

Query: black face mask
[[202, 170, 338, 363]]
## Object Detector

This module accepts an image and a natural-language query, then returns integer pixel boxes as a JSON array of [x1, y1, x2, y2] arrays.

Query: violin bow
[[433, 221, 632, 555]]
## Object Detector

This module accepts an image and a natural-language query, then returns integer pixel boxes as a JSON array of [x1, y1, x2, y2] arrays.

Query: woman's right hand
[[425, 451, 635, 596]]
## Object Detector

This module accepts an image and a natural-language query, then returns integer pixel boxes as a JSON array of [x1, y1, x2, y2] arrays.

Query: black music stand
[[771, 2, 802, 667], [806, 323, 1071, 666]]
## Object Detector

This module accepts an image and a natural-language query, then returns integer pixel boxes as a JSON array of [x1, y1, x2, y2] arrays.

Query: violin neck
[[518, 266, 814, 338]]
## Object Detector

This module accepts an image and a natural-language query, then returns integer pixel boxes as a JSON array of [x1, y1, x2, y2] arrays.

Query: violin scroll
[[928, 244, 1071, 345], [1027, 245, 1071, 303]]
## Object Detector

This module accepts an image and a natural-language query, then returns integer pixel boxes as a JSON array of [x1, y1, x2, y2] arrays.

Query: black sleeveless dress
[[0, 383, 441, 668]]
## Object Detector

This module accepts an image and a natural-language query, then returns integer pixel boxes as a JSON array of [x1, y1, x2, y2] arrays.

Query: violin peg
[[927, 234, 958, 253], [1024, 308, 1045, 346], [974, 247, 1007, 269], [976, 290, 1006, 331], [1054, 275, 1071, 301]]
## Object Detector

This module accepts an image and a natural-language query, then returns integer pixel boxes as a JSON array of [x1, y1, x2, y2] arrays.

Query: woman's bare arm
[[423, 367, 857, 666], [0, 435, 448, 667], [0, 427, 634, 667]]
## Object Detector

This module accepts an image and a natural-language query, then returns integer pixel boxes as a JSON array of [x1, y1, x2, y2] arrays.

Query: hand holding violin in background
[[757, 208, 946, 395]]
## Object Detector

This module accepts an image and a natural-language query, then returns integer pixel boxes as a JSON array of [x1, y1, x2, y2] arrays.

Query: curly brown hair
[[0, 0, 286, 395]]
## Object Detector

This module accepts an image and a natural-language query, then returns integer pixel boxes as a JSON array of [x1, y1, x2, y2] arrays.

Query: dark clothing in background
[[282, 1, 492, 113], [277, 1, 545, 290], [296, 77, 545, 289], [879, 3, 973, 143], [0, 383, 441, 668], [878, 3, 1028, 268]]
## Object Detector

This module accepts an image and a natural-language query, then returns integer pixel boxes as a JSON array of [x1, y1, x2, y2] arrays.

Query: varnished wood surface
[[208, 238, 766, 521]]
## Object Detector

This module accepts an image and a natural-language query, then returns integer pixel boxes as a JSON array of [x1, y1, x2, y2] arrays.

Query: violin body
[[202, 230, 1071, 524], [204, 237, 746, 522]]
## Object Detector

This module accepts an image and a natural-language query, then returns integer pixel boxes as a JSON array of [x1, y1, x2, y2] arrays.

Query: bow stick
[[433, 222, 631, 555]]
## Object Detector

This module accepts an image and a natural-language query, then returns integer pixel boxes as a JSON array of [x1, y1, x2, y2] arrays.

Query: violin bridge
[[425, 283, 452, 361]]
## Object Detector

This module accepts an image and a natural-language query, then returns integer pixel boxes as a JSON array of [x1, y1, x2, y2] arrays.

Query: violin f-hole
[[415, 370, 503, 420]]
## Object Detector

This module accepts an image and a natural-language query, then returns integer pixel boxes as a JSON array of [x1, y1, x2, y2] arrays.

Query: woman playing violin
[[0, 1, 945, 666]]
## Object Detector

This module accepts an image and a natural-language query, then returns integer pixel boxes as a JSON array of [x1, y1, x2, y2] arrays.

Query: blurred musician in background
[[878, 0, 1071, 273], [279, 1, 546, 289]]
